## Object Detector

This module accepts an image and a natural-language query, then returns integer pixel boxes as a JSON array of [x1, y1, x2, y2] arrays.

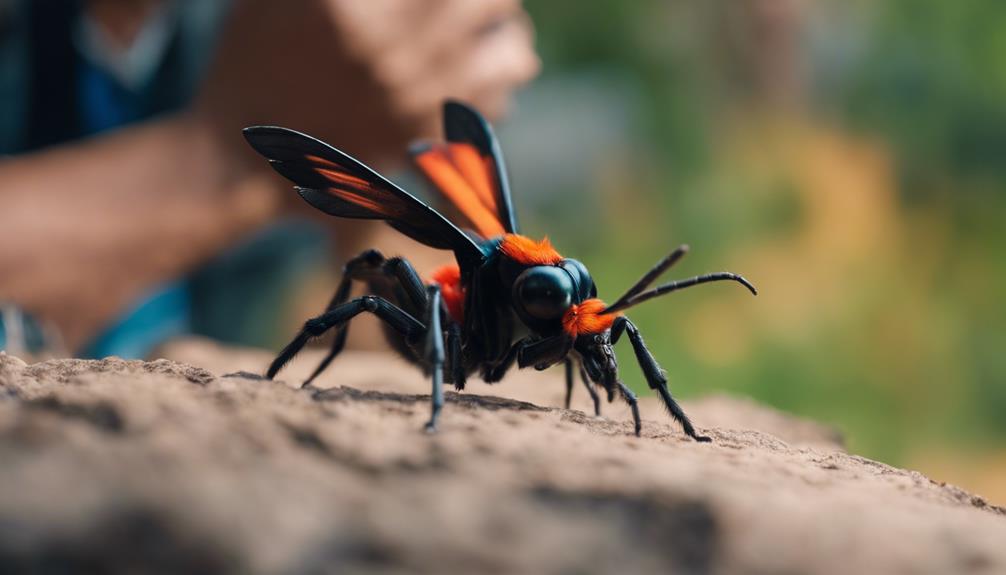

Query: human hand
[[197, 0, 539, 174]]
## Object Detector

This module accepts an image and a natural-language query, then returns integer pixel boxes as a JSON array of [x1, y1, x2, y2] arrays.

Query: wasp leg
[[482, 340, 520, 383], [423, 286, 445, 432], [303, 251, 430, 385], [301, 249, 381, 384], [563, 359, 575, 409], [446, 322, 466, 391], [517, 334, 573, 370], [267, 296, 425, 386], [616, 380, 642, 437], [575, 360, 602, 416], [563, 358, 601, 416], [612, 317, 710, 442], [580, 354, 617, 405], [484, 334, 572, 383]]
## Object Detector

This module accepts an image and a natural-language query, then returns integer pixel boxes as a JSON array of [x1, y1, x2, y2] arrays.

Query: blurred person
[[0, 0, 539, 357]]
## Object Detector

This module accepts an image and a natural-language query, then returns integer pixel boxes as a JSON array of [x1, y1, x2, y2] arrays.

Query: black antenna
[[603, 272, 757, 314], [604, 244, 690, 313]]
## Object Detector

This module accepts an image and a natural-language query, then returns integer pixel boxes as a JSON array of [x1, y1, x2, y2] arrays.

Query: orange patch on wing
[[329, 188, 389, 215], [317, 167, 371, 190], [414, 145, 504, 239], [562, 299, 618, 337], [500, 234, 563, 266], [305, 154, 342, 169], [430, 263, 465, 322], [448, 143, 497, 212]]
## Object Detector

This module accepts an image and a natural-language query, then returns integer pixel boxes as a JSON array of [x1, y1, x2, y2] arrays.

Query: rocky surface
[[0, 346, 1004, 574]]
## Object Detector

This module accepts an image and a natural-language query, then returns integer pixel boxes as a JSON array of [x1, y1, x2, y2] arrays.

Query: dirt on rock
[[0, 343, 1004, 574]]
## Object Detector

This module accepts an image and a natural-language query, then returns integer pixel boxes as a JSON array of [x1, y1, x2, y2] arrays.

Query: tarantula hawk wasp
[[243, 101, 756, 440]]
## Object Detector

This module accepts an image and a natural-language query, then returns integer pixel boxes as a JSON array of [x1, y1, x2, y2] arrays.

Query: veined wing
[[243, 125, 485, 270]]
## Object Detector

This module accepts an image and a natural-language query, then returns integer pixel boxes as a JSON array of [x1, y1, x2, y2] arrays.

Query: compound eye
[[514, 266, 573, 320]]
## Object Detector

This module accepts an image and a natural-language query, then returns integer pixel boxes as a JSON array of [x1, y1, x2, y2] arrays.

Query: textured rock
[[0, 349, 1003, 574]]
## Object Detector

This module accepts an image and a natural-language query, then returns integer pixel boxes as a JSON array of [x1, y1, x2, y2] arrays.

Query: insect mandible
[[243, 101, 756, 439]]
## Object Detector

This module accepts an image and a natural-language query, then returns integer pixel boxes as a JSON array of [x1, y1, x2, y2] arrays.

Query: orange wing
[[411, 100, 521, 239], [412, 142, 505, 239]]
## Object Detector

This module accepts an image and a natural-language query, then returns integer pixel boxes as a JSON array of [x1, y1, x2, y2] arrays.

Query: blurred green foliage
[[523, 0, 1006, 465]]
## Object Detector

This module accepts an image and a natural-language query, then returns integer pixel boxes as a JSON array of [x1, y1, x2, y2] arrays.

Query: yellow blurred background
[[508, 0, 1006, 501]]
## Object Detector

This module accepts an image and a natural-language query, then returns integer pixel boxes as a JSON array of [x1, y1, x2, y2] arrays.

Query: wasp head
[[509, 258, 596, 333], [574, 330, 620, 399]]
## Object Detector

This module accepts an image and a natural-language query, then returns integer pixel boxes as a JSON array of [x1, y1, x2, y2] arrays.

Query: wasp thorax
[[513, 266, 573, 320]]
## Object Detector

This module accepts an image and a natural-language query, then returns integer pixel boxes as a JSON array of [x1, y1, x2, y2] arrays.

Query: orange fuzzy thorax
[[430, 263, 465, 323], [562, 299, 619, 337], [500, 234, 563, 265]]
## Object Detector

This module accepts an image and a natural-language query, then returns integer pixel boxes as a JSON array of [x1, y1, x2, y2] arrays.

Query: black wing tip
[[444, 99, 479, 116], [241, 125, 328, 146], [443, 100, 494, 147], [443, 100, 489, 127], [241, 126, 372, 175], [241, 125, 311, 155], [242, 125, 296, 138], [242, 125, 269, 147]]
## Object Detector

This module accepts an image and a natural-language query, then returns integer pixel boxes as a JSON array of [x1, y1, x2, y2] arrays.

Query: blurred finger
[[461, 11, 540, 101], [325, 0, 420, 46], [428, 0, 522, 40], [395, 12, 538, 121], [374, 0, 524, 89]]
